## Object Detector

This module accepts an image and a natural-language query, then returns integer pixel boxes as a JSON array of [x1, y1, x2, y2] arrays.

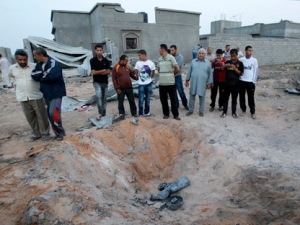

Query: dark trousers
[[239, 80, 256, 114], [45, 97, 65, 137], [118, 88, 137, 116], [210, 81, 224, 108], [159, 85, 179, 117], [222, 84, 239, 114], [175, 75, 188, 108]]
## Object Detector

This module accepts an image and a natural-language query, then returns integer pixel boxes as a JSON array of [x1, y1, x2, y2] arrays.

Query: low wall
[[200, 34, 300, 66]]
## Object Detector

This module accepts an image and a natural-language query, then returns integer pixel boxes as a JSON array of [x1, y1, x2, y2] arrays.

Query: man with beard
[[9, 49, 50, 142], [185, 48, 213, 117]]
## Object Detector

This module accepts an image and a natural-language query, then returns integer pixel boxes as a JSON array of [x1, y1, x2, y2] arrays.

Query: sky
[[1, 0, 300, 53]]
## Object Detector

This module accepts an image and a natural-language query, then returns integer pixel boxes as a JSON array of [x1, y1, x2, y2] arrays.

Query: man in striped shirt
[[157, 44, 181, 120]]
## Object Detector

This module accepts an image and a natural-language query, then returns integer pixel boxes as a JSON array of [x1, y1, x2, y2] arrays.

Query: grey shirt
[[174, 53, 183, 76]]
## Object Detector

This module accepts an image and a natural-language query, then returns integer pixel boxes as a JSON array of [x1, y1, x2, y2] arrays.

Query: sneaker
[[144, 112, 151, 117], [139, 115, 144, 117], [240, 111, 246, 116], [251, 114, 256, 119], [218, 106, 223, 111], [220, 113, 226, 118], [199, 112, 204, 117], [186, 111, 193, 116], [163, 116, 169, 119], [131, 117, 139, 125], [209, 107, 214, 112], [174, 117, 181, 120], [30, 136, 41, 142], [232, 113, 239, 119], [120, 114, 126, 120]]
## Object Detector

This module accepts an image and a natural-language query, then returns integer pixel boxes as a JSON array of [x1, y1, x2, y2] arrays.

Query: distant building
[[200, 20, 300, 66], [51, 3, 201, 63], [210, 19, 300, 38]]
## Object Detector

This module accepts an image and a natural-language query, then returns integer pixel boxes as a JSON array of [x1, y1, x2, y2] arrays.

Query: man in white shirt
[[9, 49, 50, 141], [134, 50, 156, 117], [239, 45, 258, 119], [0, 54, 12, 88]]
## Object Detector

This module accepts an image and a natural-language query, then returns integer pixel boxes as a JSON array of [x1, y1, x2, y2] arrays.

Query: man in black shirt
[[90, 45, 111, 120], [221, 49, 244, 118]]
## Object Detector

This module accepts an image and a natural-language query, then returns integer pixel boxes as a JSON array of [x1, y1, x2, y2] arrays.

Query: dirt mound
[[0, 118, 209, 224]]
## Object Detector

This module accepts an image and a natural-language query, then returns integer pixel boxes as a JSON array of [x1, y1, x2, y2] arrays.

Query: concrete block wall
[[52, 12, 92, 49], [201, 34, 300, 66]]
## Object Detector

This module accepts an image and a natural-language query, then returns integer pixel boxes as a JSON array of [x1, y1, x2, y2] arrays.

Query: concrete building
[[200, 20, 300, 66], [51, 3, 201, 64], [211, 19, 300, 39]]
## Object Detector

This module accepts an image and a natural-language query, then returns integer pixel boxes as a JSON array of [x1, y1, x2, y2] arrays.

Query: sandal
[[220, 113, 226, 118]]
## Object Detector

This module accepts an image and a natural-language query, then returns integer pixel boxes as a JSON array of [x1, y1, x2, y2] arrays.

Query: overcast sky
[[1, 0, 299, 53]]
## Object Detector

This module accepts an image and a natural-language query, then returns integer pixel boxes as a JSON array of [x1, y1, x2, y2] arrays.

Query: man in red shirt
[[210, 49, 227, 112], [112, 55, 138, 119]]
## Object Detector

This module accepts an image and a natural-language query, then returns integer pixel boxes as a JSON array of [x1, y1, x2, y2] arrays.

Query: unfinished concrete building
[[51, 3, 201, 64]]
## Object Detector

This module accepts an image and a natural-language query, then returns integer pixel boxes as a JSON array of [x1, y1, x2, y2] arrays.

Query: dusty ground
[[0, 63, 300, 225]]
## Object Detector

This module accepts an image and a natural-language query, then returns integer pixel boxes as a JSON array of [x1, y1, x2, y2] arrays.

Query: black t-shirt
[[224, 60, 244, 86], [90, 56, 111, 83]]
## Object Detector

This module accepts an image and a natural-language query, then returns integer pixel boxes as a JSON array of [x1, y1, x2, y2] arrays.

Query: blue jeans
[[138, 83, 152, 115], [175, 75, 188, 108], [93, 82, 108, 116]]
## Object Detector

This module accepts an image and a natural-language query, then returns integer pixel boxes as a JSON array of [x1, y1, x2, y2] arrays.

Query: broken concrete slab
[[89, 115, 114, 129]]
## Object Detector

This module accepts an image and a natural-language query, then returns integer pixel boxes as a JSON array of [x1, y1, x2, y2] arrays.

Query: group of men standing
[[5, 42, 258, 142], [8, 48, 66, 142], [207, 45, 258, 119], [90, 43, 258, 123], [90, 44, 186, 122]]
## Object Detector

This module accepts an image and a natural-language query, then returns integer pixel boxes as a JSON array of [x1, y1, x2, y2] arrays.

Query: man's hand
[[185, 80, 189, 88], [207, 84, 212, 89], [116, 88, 121, 95]]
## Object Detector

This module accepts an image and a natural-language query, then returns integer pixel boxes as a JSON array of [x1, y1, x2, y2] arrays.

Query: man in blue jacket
[[31, 47, 66, 141]]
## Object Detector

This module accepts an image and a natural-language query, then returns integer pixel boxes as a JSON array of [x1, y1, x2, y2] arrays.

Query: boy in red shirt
[[209, 49, 227, 112]]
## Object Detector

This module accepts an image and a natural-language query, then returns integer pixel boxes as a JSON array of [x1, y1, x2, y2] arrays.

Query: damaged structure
[[201, 20, 300, 66], [51, 3, 201, 63]]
